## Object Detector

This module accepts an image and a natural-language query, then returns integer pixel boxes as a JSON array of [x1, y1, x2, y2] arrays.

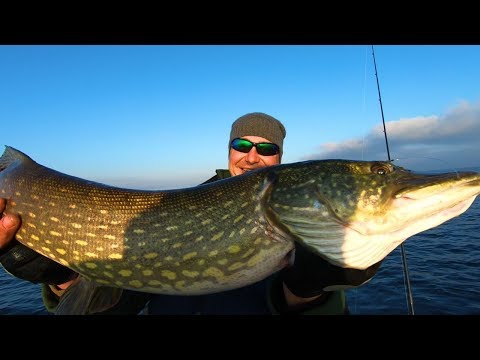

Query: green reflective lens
[[230, 138, 279, 156]]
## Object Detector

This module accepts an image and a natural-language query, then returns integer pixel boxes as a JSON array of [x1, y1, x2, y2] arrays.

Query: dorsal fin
[[0, 145, 36, 171]]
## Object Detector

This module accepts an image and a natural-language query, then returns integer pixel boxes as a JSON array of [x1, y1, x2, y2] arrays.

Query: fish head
[[268, 160, 480, 269]]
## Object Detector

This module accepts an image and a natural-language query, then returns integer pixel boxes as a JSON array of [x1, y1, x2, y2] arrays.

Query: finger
[[0, 212, 21, 248], [0, 198, 5, 213]]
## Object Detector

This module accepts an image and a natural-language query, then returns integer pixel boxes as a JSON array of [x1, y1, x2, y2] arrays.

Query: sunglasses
[[230, 138, 280, 156]]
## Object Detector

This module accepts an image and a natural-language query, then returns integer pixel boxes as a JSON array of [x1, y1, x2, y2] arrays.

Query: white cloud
[[303, 100, 480, 171]]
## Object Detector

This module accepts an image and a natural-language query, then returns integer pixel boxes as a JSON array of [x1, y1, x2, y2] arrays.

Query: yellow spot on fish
[[108, 253, 123, 259], [110, 220, 120, 225], [142, 270, 153, 276], [85, 262, 97, 269], [114, 281, 124, 286], [49, 231, 62, 237], [217, 259, 228, 265], [104, 235, 116, 240], [165, 256, 174, 261], [154, 262, 162, 268], [62, 240, 69, 245], [100, 209, 108, 214], [27, 223, 37, 228], [222, 214, 230, 220], [240, 202, 249, 208], [105, 264, 113, 269], [135, 264, 142, 269], [202, 267, 224, 280], [71, 223, 82, 229], [86, 233, 96, 237], [201, 219, 212, 225], [129, 280, 143, 288], [228, 245, 241, 254], [31, 234, 40, 241], [144, 252, 158, 259], [239, 228, 245, 235], [161, 270, 176, 280], [69, 204, 76, 209], [224, 200, 234, 207], [197, 259, 205, 266], [118, 270, 133, 277], [75, 240, 88, 246], [85, 252, 98, 258], [183, 252, 197, 260], [28, 212, 36, 218], [172, 243, 182, 248], [250, 227, 258, 234], [208, 250, 219, 257], [242, 248, 256, 258], [73, 250, 79, 255], [247, 253, 264, 267], [96, 247, 104, 251], [175, 281, 186, 289], [166, 226, 178, 231], [26, 242, 33, 247], [41, 247, 51, 252], [195, 236, 204, 242], [211, 231, 224, 241], [246, 219, 253, 224], [96, 225, 108, 230], [15, 191, 21, 196], [148, 280, 162, 286], [182, 270, 199, 278], [50, 217, 59, 222], [58, 259, 69, 266], [56, 248, 67, 255], [103, 271, 114, 278], [17, 234, 23, 240], [228, 262, 245, 271], [234, 214, 244, 223], [183, 231, 193, 236], [137, 242, 146, 247], [134, 229, 145, 234]]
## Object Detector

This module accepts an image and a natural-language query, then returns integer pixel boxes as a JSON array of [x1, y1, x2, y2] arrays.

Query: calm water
[[1, 198, 479, 315]]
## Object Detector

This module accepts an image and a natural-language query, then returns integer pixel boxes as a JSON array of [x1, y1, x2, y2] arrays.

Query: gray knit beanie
[[229, 112, 287, 155]]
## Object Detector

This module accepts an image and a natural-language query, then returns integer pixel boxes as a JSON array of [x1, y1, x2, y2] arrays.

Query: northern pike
[[0, 145, 479, 313]]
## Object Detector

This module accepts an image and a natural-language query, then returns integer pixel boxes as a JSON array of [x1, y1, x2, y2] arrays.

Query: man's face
[[228, 135, 281, 176]]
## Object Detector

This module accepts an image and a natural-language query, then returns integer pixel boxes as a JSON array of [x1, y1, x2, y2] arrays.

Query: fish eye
[[371, 162, 392, 175]]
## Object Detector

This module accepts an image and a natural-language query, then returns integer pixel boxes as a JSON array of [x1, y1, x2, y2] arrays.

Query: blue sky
[[1, 45, 479, 189]]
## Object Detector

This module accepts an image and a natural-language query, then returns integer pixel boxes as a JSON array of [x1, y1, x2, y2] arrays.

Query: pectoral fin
[[55, 276, 123, 315]]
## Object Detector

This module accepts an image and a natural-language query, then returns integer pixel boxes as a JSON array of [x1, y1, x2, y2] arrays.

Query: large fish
[[0, 145, 479, 313]]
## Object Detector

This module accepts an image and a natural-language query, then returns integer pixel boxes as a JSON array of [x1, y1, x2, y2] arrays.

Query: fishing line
[[371, 45, 415, 315]]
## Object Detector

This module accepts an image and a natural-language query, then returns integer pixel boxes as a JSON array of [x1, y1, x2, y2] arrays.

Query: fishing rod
[[371, 45, 415, 315]]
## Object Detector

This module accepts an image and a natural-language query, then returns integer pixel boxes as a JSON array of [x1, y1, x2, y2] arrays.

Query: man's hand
[[282, 241, 382, 299], [0, 198, 77, 285]]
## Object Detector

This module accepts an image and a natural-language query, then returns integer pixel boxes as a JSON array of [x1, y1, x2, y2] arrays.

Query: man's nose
[[245, 147, 260, 163]]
